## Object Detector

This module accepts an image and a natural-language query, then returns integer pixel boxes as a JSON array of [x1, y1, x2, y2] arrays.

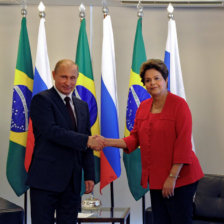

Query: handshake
[[87, 135, 106, 151]]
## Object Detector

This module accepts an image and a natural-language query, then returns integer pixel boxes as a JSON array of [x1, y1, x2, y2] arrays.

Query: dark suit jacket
[[26, 87, 95, 194]]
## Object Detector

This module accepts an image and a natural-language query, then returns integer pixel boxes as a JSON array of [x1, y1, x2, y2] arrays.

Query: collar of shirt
[[53, 86, 77, 123], [54, 86, 73, 105]]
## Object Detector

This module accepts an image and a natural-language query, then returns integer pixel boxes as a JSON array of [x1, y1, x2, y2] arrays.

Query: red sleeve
[[122, 107, 141, 154], [173, 99, 193, 164]]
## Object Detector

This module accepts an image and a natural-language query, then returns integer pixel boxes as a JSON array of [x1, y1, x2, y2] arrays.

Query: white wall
[[1, 4, 224, 224]]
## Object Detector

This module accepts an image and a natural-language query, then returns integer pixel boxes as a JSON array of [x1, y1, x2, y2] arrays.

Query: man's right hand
[[87, 135, 105, 151]]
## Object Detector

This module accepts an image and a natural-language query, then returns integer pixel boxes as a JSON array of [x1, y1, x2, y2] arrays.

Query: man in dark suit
[[26, 59, 103, 224]]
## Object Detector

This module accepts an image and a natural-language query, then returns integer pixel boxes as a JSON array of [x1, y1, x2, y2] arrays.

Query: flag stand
[[24, 192, 27, 224]]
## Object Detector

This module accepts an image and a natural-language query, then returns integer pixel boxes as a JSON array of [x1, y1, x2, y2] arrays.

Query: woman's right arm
[[104, 138, 127, 149], [100, 104, 142, 151]]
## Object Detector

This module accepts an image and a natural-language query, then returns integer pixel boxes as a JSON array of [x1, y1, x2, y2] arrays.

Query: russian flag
[[164, 10, 195, 151], [164, 16, 186, 99], [100, 15, 121, 192], [25, 15, 52, 171]]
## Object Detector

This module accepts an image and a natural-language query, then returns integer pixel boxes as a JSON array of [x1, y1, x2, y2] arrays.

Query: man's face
[[53, 63, 78, 95]]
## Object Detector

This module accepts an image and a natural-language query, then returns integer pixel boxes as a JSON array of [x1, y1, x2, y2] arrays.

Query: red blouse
[[123, 92, 203, 190]]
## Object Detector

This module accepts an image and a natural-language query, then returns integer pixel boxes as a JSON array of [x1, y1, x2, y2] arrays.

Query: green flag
[[6, 17, 33, 196], [75, 18, 100, 187], [123, 18, 150, 201]]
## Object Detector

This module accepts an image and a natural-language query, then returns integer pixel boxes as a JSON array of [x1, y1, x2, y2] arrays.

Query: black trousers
[[30, 178, 81, 224], [150, 181, 198, 224]]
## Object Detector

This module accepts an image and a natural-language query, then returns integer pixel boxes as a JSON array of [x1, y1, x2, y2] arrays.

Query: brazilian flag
[[6, 17, 33, 196], [123, 18, 150, 201], [75, 18, 100, 185]]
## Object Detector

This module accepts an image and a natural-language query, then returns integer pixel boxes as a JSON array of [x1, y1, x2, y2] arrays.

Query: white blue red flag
[[164, 16, 195, 151], [25, 16, 52, 170], [32, 18, 52, 95], [100, 15, 121, 192], [164, 18, 185, 98]]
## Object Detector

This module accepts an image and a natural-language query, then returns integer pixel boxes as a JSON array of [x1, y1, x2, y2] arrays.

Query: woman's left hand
[[162, 176, 177, 198]]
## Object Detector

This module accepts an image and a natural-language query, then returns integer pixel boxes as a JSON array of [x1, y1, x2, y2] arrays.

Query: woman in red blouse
[[101, 59, 204, 224]]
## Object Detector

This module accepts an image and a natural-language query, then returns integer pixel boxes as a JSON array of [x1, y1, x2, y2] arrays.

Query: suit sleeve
[[81, 105, 95, 181], [30, 93, 89, 151]]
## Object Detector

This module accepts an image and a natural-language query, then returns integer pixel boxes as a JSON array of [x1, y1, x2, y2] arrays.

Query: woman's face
[[144, 68, 168, 97]]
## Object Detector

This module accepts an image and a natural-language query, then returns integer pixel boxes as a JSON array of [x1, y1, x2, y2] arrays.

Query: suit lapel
[[72, 96, 86, 131]]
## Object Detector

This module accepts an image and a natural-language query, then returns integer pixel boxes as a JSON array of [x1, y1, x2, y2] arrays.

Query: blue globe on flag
[[74, 86, 98, 127], [126, 85, 150, 132], [11, 85, 32, 133]]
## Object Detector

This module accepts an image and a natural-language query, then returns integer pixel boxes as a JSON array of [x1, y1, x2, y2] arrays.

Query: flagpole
[[167, 3, 174, 19], [38, 1, 46, 18], [142, 195, 145, 224], [21, 4, 28, 224], [24, 192, 27, 224], [110, 183, 114, 208], [102, 3, 115, 209], [79, 3, 85, 21], [77, 3, 87, 198], [136, 1, 147, 223]]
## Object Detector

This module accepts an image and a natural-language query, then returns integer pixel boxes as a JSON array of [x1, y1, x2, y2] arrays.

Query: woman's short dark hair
[[140, 59, 169, 85]]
